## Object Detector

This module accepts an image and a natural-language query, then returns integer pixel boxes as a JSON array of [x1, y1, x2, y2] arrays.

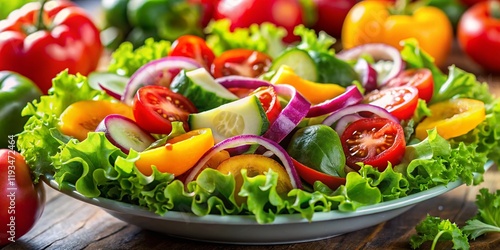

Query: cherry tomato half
[[383, 68, 434, 103], [210, 49, 272, 78], [341, 118, 406, 171], [292, 158, 346, 190], [251, 86, 282, 124], [168, 35, 215, 71], [364, 86, 419, 121], [133, 85, 197, 134]]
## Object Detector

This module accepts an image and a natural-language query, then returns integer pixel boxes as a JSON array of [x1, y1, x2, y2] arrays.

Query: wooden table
[[3, 1, 500, 247]]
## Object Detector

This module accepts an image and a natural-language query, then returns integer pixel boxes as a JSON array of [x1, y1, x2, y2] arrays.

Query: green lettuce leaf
[[396, 130, 486, 193], [410, 215, 469, 250], [463, 188, 500, 239], [205, 19, 286, 58], [17, 70, 109, 181], [108, 38, 171, 77]]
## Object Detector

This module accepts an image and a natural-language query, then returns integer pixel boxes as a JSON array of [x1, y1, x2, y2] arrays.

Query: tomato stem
[[490, 1, 500, 20], [36, 0, 48, 30]]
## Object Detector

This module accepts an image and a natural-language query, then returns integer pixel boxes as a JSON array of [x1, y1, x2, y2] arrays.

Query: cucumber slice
[[188, 95, 269, 143], [270, 48, 318, 82], [170, 68, 238, 112], [88, 72, 129, 99]]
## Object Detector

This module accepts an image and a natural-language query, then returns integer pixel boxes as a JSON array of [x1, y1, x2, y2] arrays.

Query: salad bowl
[[42, 160, 493, 245]]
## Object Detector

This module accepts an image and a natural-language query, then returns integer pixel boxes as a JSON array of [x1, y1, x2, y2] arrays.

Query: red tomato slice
[[292, 158, 346, 190], [340, 118, 406, 171], [364, 86, 419, 121], [169, 35, 215, 71], [133, 85, 197, 134], [210, 49, 272, 78], [384, 68, 434, 103], [251, 86, 282, 124]]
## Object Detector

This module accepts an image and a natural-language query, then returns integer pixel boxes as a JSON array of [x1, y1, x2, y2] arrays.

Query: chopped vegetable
[[415, 98, 486, 140], [136, 128, 214, 176], [59, 100, 134, 141]]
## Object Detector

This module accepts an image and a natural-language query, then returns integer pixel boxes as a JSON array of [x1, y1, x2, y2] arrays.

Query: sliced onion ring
[[216, 76, 310, 144], [337, 43, 405, 86], [262, 84, 311, 143], [322, 103, 399, 128], [216, 75, 271, 89], [121, 56, 201, 105], [334, 114, 362, 136], [184, 134, 302, 189], [307, 85, 363, 118], [354, 58, 377, 92]]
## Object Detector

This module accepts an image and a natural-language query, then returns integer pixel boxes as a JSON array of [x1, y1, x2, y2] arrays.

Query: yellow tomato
[[135, 128, 214, 176], [59, 100, 134, 141], [217, 154, 292, 205], [415, 98, 486, 140]]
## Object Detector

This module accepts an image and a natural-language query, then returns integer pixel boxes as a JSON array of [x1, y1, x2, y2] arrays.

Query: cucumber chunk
[[170, 68, 238, 112], [188, 95, 269, 143], [270, 48, 318, 82]]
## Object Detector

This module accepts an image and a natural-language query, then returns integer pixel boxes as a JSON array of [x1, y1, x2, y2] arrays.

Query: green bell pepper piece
[[0, 71, 41, 149], [127, 0, 203, 41]]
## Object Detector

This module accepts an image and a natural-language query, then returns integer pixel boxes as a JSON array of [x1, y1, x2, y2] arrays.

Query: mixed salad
[[18, 21, 500, 224]]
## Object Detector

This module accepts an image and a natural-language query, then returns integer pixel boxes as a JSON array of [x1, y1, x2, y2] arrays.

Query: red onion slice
[[184, 134, 302, 189], [216, 75, 271, 89], [354, 58, 377, 92], [322, 103, 399, 127], [306, 85, 363, 118], [262, 84, 311, 143], [121, 56, 202, 105], [216, 76, 310, 144], [333, 114, 363, 136], [337, 44, 405, 87]]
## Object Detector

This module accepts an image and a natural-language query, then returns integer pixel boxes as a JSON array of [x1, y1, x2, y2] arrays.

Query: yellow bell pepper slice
[[270, 65, 345, 105], [136, 128, 214, 176], [342, 1, 453, 67], [59, 100, 134, 141], [415, 98, 486, 140]]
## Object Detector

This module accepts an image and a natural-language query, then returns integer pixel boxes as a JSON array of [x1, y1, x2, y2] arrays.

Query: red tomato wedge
[[211, 49, 272, 78], [384, 68, 434, 103], [169, 35, 215, 71], [292, 158, 346, 190], [364, 86, 419, 121], [340, 118, 406, 171], [133, 85, 197, 134], [251, 86, 282, 124]]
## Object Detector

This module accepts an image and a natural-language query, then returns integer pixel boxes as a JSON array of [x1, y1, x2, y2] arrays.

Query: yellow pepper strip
[[59, 100, 134, 141], [415, 98, 486, 140], [135, 128, 214, 176], [270, 65, 345, 105], [342, 1, 453, 67]]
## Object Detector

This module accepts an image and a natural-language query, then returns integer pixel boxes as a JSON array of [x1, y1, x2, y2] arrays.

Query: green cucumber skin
[[170, 70, 237, 112], [271, 48, 318, 82]]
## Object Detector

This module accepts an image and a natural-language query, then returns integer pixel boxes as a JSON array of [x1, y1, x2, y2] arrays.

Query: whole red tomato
[[214, 0, 304, 43], [0, 149, 45, 246], [0, 0, 103, 94], [458, 1, 500, 72], [310, 0, 357, 38]]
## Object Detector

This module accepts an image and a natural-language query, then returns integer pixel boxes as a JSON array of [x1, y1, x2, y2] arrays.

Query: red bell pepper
[[0, 0, 103, 94]]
